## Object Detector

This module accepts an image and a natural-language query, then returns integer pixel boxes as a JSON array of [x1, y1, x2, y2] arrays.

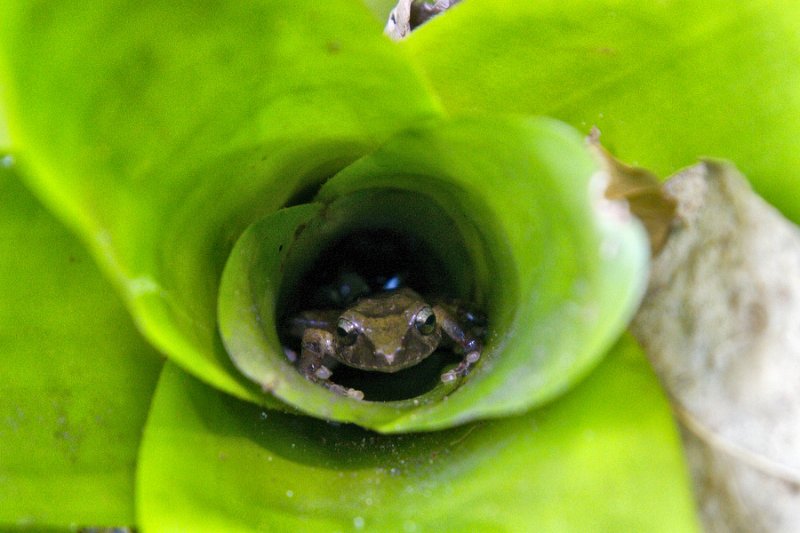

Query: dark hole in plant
[[278, 227, 470, 401], [290, 228, 454, 309]]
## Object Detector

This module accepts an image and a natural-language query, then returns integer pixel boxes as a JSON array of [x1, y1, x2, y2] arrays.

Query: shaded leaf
[[0, 159, 162, 528], [137, 338, 698, 531]]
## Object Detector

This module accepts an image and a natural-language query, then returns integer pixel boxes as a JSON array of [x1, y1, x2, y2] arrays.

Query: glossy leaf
[[0, 100, 9, 149], [137, 337, 698, 531], [362, 0, 398, 21], [405, 0, 800, 222], [0, 160, 162, 528], [219, 116, 649, 431], [0, 0, 441, 403]]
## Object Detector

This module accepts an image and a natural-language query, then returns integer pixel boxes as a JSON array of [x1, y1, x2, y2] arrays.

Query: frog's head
[[333, 289, 441, 372]]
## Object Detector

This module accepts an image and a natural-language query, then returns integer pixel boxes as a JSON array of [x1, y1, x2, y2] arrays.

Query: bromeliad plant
[[1, 0, 798, 530]]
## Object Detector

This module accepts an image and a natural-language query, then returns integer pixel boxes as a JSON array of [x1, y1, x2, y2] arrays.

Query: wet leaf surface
[[138, 338, 698, 531]]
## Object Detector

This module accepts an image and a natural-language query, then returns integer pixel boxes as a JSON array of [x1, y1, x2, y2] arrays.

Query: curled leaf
[[588, 133, 676, 254], [631, 162, 800, 531], [405, 0, 800, 223], [219, 115, 649, 432], [0, 1, 440, 404]]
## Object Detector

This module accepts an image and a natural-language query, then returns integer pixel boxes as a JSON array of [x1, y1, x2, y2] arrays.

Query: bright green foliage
[[0, 163, 163, 527], [363, 0, 400, 20], [219, 116, 648, 431], [137, 338, 697, 532], [6, 0, 796, 529], [0, 102, 9, 148], [406, 0, 800, 222], [0, 0, 441, 404]]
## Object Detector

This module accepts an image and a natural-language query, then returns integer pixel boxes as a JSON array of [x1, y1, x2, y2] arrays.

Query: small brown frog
[[287, 288, 483, 400]]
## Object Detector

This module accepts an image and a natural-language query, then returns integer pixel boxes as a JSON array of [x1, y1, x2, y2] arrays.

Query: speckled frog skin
[[287, 288, 483, 400]]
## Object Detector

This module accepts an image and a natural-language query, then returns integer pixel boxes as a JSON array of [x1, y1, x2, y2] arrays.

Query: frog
[[286, 287, 484, 400]]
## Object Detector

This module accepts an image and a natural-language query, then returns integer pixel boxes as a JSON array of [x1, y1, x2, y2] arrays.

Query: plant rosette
[[5, 0, 798, 530]]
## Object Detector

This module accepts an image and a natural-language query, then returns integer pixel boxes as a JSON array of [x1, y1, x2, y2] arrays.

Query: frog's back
[[350, 288, 423, 317]]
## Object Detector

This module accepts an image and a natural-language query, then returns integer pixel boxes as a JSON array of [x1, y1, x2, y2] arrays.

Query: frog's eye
[[336, 318, 358, 346], [414, 306, 436, 335]]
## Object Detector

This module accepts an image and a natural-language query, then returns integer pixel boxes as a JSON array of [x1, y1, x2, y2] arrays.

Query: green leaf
[[362, 0, 398, 21], [0, 98, 9, 149], [218, 116, 649, 431], [0, 159, 162, 528], [405, 0, 800, 222], [137, 337, 698, 531], [0, 1, 441, 403]]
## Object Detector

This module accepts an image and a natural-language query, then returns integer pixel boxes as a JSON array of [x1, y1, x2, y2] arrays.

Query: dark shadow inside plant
[[275, 189, 487, 402], [185, 368, 480, 471]]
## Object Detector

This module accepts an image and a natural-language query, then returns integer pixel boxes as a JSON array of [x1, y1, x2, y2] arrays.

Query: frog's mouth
[[342, 346, 435, 373]]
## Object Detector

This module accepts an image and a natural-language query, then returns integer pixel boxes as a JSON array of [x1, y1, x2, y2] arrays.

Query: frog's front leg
[[298, 328, 364, 400], [433, 303, 484, 383]]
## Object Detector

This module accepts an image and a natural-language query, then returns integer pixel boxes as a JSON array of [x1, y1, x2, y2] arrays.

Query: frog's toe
[[314, 365, 333, 380], [326, 383, 348, 395], [440, 369, 458, 383], [327, 383, 364, 400], [441, 352, 480, 383], [346, 388, 365, 401], [283, 346, 298, 363]]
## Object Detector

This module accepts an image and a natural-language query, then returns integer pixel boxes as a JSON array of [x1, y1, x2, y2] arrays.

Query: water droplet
[[353, 516, 365, 529], [286, 490, 294, 498], [260, 411, 268, 420], [1, 155, 14, 168], [365, 497, 373, 506]]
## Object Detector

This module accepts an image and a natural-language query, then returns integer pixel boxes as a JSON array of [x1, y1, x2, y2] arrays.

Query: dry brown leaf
[[384, 0, 462, 40], [631, 161, 800, 532], [588, 134, 676, 254]]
